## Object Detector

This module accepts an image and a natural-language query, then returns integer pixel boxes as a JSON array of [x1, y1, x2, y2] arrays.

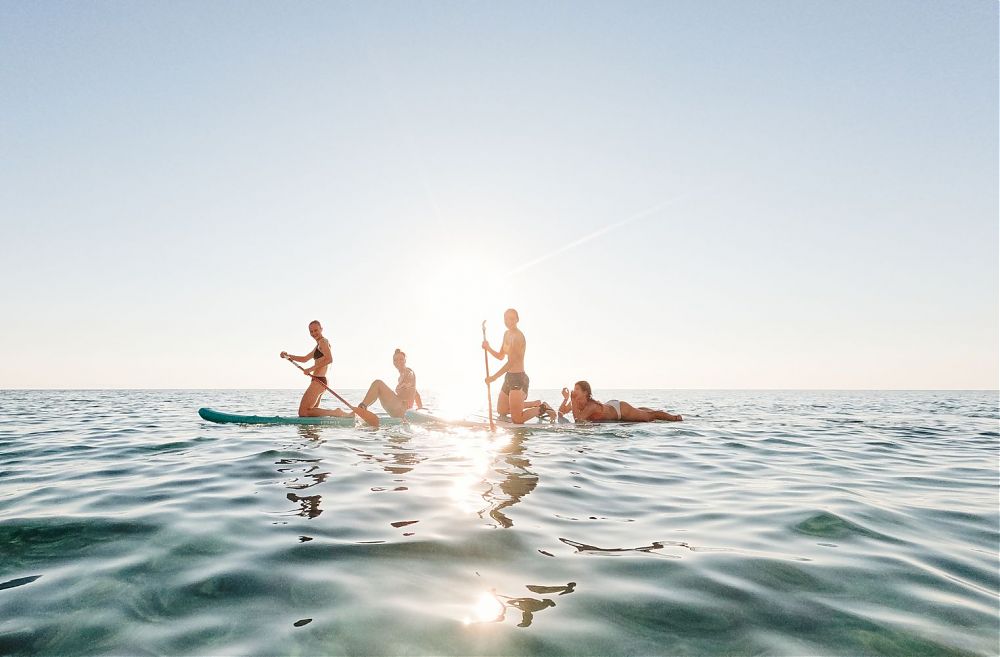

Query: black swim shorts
[[501, 372, 529, 395]]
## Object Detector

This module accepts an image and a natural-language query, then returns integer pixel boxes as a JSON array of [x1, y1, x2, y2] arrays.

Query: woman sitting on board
[[558, 381, 682, 423], [355, 348, 424, 418], [280, 320, 352, 418]]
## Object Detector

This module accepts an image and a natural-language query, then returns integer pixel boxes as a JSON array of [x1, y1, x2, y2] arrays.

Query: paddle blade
[[355, 406, 380, 428]]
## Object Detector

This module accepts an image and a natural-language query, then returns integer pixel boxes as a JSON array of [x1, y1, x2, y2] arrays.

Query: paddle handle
[[482, 321, 495, 431]]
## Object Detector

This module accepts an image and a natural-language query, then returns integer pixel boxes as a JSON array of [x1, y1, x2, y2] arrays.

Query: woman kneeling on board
[[355, 348, 423, 418], [280, 320, 352, 418], [558, 381, 682, 422]]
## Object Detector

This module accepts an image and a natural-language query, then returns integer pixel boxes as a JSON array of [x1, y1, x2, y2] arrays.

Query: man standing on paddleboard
[[482, 308, 556, 424]]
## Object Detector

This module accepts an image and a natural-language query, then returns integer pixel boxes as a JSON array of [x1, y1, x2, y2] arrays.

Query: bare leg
[[299, 381, 352, 417], [497, 390, 510, 418], [508, 389, 543, 424], [359, 379, 406, 417], [637, 407, 683, 421], [621, 402, 682, 422]]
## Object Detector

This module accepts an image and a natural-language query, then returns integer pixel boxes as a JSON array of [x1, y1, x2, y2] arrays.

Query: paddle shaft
[[482, 321, 496, 431]]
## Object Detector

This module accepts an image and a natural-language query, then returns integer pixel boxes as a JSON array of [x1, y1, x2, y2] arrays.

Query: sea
[[1, 389, 997, 656]]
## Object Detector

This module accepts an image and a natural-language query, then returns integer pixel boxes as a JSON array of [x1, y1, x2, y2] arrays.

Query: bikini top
[[313, 347, 324, 359], [396, 368, 415, 394]]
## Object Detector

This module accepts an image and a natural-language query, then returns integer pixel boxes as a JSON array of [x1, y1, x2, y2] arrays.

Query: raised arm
[[558, 388, 573, 416]]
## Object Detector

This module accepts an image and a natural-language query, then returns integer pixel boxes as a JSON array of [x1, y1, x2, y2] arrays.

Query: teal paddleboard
[[198, 407, 403, 426]]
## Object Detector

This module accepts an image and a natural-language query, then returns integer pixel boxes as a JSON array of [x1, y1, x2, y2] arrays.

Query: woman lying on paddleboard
[[355, 348, 423, 418], [558, 381, 682, 422], [280, 320, 352, 418]]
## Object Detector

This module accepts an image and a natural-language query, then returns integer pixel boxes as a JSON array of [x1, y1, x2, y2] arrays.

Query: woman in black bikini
[[280, 320, 351, 417]]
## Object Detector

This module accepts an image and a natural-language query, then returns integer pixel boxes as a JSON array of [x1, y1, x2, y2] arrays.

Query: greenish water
[[1, 390, 997, 655]]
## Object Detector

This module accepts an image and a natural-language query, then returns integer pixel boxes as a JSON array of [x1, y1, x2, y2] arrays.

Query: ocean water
[[0, 389, 997, 656]]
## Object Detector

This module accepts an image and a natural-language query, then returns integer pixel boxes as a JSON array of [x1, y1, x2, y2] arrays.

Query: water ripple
[[0, 389, 996, 655]]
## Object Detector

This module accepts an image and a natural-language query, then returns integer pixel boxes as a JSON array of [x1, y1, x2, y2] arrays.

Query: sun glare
[[445, 428, 504, 513], [463, 590, 505, 625]]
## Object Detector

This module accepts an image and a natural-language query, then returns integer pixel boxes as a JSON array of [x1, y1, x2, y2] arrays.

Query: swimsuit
[[396, 368, 416, 405], [313, 347, 327, 385], [605, 400, 622, 420], [501, 372, 529, 395]]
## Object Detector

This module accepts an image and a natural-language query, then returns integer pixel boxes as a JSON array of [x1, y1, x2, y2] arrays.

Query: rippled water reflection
[[1, 390, 997, 655]]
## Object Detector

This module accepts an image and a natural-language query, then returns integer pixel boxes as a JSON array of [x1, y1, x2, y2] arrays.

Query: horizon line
[[2, 387, 997, 393]]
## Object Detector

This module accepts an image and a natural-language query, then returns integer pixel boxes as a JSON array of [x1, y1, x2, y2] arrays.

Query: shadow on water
[[469, 581, 577, 628]]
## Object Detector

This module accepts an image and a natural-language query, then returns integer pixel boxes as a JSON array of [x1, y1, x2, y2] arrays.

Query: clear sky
[[1, 1, 997, 391]]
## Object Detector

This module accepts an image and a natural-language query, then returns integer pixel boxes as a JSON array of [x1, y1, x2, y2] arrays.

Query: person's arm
[[487, 361, 510, 384], [481, 340, 506, 360], [280, 350, 309, 363], [558, 388, 573, 416], [414, 390, 424, 409], [482, 331, 509, 361]]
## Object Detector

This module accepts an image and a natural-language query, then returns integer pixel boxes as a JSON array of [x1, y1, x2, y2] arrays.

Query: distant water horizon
[[4, 387, 998, 392]]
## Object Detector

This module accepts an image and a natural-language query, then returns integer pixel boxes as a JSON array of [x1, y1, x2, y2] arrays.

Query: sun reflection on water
[[443, 428, 510, 513], [463, 590, 505, 625]]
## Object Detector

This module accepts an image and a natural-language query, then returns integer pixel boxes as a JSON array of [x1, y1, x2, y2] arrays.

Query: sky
[[1, 0, 997, 392]]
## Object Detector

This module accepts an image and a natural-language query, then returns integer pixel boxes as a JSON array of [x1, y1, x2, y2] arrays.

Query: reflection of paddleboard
[[404, 409, 573, 429], [198, 408, 403, 426]]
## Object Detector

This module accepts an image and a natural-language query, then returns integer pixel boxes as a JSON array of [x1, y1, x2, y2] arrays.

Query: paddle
[[482, 320, 496, 431], [282, 356, 380, 428]]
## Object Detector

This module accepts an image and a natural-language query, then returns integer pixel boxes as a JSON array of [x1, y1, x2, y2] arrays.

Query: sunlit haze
[[2, 2, 996, 392]]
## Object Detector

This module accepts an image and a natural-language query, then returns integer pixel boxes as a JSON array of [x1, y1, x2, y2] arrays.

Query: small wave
[[792, 511, 901, 543]]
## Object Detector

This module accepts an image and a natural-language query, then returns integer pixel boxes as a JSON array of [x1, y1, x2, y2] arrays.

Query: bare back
[[503, 328, 526, 374], [571, 398, 607, 422]]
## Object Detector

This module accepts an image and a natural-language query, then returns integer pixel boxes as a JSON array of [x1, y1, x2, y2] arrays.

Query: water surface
[[1, 389, 997, 655]]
